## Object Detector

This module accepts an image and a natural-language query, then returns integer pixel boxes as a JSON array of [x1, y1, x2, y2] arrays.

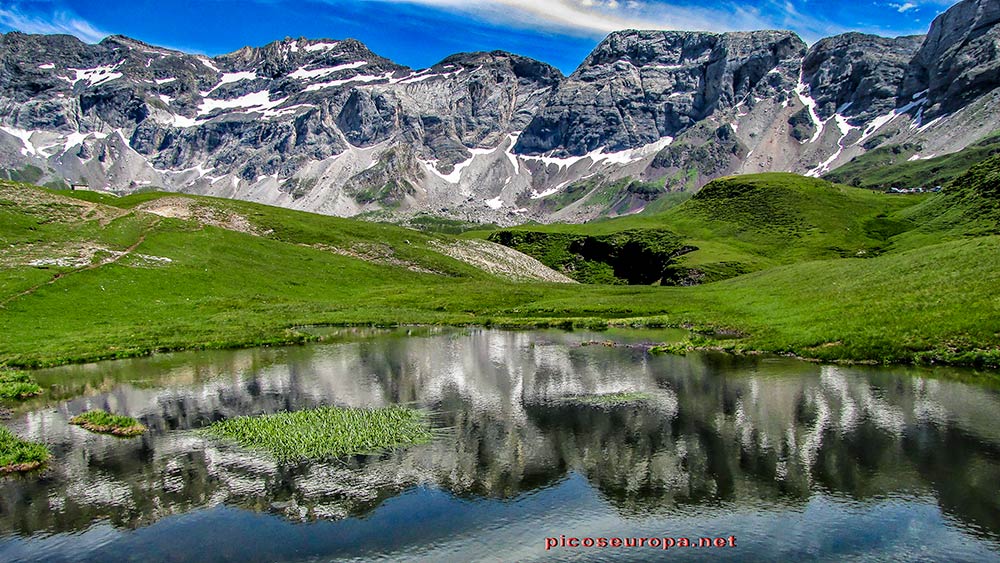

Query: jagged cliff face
[[1, 0, 998, 224], [901, 0, 1000, 116], [800, 33, 923, 124], [515, 30, 807, 157], [0, 34, 565, 219]]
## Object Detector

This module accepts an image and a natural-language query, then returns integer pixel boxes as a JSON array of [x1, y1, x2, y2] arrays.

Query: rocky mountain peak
[[514, 29, 806, 157], [801, 32, 923, 124], [216, 36, 406, 78], [578, 29, 804, 71], [98, 34, 170, 51], [901, 0, 1000, 116], [1, 31, 96, 74], [434, 50, 563, 82], [2, 7, 1000, 226]]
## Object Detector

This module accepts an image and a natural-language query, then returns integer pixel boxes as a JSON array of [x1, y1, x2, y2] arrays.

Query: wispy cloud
[[890, 2, 918, 13], [0, 3, 110, 43], [356, 0, 874, 43], [361, 0, 769, 36]]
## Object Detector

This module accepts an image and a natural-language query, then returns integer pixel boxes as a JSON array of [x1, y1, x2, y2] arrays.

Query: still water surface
[[1, 328, 999, 562]]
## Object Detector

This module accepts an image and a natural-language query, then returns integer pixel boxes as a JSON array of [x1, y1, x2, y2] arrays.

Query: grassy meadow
[[823, 130, 1000, 191], [0, 152, 998, 371]]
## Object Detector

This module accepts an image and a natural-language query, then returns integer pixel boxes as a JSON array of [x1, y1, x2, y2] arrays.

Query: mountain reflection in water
[[1, 328, 999, 562]]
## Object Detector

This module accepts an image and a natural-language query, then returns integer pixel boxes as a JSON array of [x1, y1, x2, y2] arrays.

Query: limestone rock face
[[801, 33, 923, 124], [2, 2, 1000, 225], [514, 30, 806, 157], [901, 0, 1000, 117], [0, 33, 561, 179]]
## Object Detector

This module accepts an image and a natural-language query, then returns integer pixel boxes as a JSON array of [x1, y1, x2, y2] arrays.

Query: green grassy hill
[[0, 184, 481, 365], [485, 228, 689, 284], [486, 173, 922, 284], [891, 153, 1000, 249], [35, 189, 486, 277], [822, 130, 1000, 191], [1, 167, 998, 371]]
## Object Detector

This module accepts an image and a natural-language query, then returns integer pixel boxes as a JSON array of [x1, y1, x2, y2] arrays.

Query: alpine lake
[[1, 328, 999, 562]]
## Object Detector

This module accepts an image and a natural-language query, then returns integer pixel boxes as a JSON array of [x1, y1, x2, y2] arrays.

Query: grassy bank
[[203, 406, 434, 461], [0, 370, 42, 400], [69, 410, 147, 437], [0, 426, 49, 473]]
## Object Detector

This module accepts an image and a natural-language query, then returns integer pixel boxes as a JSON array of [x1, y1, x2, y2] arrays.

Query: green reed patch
[[0, 370, 42, 400], [203, 406, 434, 462], [69, 409, 147, 437], [0, 425, 50, 473], [555, 391, 654, 407]]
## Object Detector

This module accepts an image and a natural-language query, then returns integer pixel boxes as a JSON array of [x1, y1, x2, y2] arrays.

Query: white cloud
[[890, 2, 918, 13], [0, 4, 110, 44], [362, 0, 772, 37], [357, 0, 874, 44]]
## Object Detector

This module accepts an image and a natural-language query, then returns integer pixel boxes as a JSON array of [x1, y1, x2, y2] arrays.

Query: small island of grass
[[203, 405, 434, 462], [69, 410, 147, 437], [555, 391, 654, 407], [0, 370, 43, 400], [0, 426, 50, 473]]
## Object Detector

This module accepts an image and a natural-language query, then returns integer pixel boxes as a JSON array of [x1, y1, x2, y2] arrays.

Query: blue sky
[[0, 0, 955, 73]]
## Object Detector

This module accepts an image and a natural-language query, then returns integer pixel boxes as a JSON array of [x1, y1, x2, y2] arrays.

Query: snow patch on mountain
[[198, 91, 288, 116], [218, 71, 257, 85], [794, 81, 824, 143], [288, 61, 367, 80], [807, 115, 858, 177], [390, 67, 466, 85], [856, 95, 926, 145], [531, 179, 574, 199], [197, 57, 220, 72], [0, 126, 41, 157], [304, 42, 340, 52], [169, 114, 198, 128], [63, 131, 96, 153], [304, 72, 393, 92], [65, 62, 125, 87]]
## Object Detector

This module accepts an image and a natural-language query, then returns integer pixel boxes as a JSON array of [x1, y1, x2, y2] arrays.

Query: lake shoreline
[[3, 320, 998, 376]]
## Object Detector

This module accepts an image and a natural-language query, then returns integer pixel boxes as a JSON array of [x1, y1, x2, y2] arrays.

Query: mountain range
[[1, 0, 997, 225]]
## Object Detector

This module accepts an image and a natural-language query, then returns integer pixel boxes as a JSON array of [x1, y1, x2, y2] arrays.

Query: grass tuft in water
[[69, 409, 147, 437], [0, 370, 43, 400], [203, 406, 434, 462], [0, 426, 50, 473], [555, 391, 654, 407]]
